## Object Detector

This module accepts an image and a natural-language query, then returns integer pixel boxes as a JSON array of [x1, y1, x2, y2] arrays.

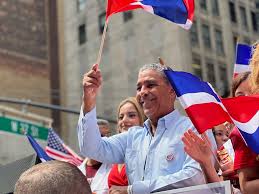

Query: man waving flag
[[106, 0, 195, 29]]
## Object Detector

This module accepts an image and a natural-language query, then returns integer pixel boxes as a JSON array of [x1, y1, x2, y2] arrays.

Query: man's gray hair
[[139, 63, 170, 84]]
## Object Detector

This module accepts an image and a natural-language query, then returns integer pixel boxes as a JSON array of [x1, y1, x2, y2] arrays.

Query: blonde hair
[[117, 97, 146, 126], [250, 42, 259, 93]]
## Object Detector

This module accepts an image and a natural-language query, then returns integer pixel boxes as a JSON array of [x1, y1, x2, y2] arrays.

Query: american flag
[[45, 129, 83, 166]]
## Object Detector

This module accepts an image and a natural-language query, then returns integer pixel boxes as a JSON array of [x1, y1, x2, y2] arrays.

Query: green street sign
[[0, 116, 49, 140]]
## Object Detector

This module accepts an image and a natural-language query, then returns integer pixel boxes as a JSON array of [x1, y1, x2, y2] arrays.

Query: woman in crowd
[[230, 43, 259, 194], [108, 97, 146, 188], [182, 42, 259, 194]]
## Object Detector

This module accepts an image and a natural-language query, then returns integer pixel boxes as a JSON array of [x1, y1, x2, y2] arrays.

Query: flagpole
[[96, 20, 109, 65], [201, 133, 223, 171]]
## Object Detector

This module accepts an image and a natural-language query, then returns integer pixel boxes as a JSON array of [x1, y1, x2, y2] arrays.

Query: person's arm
[[182, 129, 221, 183], [78, 64, 127, 164], [238, 167, 259, 194], [78, 107, 127, 164]]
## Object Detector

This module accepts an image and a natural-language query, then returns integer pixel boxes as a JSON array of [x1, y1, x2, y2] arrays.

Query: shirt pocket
[[159, 143, 184, 173], [125, 148, 139, 178]]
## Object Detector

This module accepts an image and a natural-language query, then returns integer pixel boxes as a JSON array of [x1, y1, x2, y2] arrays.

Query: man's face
[[136, 69, 175, 122], [99, 125, 110, 137]]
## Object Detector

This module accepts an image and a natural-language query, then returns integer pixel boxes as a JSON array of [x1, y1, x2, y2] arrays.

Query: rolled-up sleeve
[[77, 107, 127, 164]]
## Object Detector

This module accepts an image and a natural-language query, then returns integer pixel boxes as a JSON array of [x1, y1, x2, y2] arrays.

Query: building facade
[[0, 0, 61, 163], [59, 0, 259, 149]]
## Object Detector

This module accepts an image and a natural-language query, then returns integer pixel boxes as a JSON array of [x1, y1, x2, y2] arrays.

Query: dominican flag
[[106, 0, 195, 29], [45, 129, 83, 166], [164, 70, 232, 134], [222, 96, 259, 154], [233, 43, 252, 77], [27, 134, 52, 162]]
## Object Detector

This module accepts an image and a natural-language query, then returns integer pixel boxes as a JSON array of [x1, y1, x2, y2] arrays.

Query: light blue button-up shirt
[[78, 108, 208, 194]]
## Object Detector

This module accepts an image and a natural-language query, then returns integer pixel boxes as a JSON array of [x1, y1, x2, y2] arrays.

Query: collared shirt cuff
[[132, 181, 150, 194], [80, 106, 97, 124]]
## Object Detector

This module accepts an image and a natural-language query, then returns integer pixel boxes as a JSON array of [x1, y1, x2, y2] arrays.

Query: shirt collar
[[143, 109, 181, 135]]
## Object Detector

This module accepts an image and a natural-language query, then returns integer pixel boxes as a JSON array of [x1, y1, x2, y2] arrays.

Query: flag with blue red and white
[[45, 129, 83, 166], [106, 0, 195, 29], [222, 96, 259, 154], [164, 69, 232, 133], [164, 69, 259, 154], [234, 43, 252, 77]]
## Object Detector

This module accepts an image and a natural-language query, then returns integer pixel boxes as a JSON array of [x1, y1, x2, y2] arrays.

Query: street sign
[[0, 116, 48, 140]]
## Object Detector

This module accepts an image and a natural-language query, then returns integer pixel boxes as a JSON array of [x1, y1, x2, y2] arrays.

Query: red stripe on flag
[[222, 95, 259, 123], [183, 0, 195, 21], [106, 0, 138, 19], [46, 147, 82, 166], [186, 103, 232, 134]]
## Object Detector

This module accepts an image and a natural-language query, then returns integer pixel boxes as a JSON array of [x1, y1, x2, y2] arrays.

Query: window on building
[[229, 1, 236, 23], [239, 6, 248, 28], [99, 12, 106, 34], [123, 11, 133, 22], [251, 11, 258, 32], [190, 21, 199, 47], [233, 35, 238, 54], [244, 37, 250, 45], [202, 24, 211, 49], [215, 29, 224, 56], [212, 0, 220, 16], [77, 0, 86, 11], [199, 0, 207, 11], [192, 56, 202, 79], [78, 24, 86, 45], [206, 62, 216, 87], [218, 65, 229, 97]]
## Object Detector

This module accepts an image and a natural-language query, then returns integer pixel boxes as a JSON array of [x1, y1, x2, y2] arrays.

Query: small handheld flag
[[27, 135, 52, 162], [222, 96, 259, 154], [234, 43, 252, 77], [106, 0, 195, 30], [45, 129, 83, 166], [164, 69, 232, 134]]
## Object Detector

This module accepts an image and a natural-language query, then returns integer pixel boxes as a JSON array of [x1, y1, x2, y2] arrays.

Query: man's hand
[[109, 186, 128, 194], [82, 64, 102, 113], [182, 129, 212, 166]]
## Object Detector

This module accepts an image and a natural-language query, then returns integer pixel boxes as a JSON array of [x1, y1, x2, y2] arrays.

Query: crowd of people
[[14, 42, 258, 194]]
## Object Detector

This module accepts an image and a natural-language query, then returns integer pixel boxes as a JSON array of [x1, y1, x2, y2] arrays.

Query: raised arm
[[78, 64, 127, 164]]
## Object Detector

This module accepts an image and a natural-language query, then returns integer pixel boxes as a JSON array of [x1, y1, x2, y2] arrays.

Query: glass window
[[218, 65, 229, 97], [78, 24, 86, 45], [192, 57, 202, 79], [211, 0, 220, 16], [77, 0, 86, 11], [215, 29, 224, 56], [251, 11, 258, 32], [229, 1, 236, 23], [206, 62, 216, 87], [199, 0, 207, 11], [239, 6, 248, 28], [98, 12, 106, 34], [190, 21, 199, 47], [123, 11, 133, 22], [202, 24, 211, 49]]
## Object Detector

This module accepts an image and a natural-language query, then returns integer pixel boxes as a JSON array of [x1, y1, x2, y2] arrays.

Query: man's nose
[[139, 86, 148, 96]]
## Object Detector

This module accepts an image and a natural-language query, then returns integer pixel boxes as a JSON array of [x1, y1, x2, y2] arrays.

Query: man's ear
[[170, 88, 176, 97]]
